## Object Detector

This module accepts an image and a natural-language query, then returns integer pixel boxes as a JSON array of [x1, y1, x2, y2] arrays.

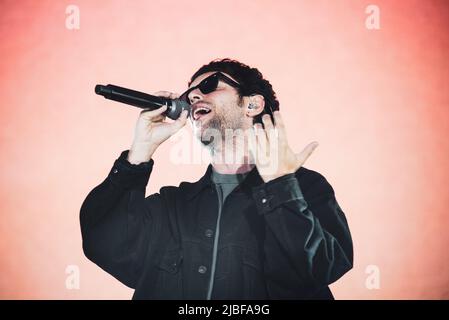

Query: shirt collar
[[183, 164, 265, 200]]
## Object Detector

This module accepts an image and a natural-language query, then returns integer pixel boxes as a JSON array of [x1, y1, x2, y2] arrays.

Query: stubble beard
[[197, 102, 246, 157]]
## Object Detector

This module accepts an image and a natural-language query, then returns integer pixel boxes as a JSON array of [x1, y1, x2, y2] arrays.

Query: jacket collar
[[184, 164, 265, 200]]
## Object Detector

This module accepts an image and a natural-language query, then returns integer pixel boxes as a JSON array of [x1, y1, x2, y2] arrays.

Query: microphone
[[95, 84, 191, 120]]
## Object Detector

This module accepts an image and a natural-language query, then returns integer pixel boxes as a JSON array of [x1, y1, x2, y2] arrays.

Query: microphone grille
[[167, 99, 191, 120]]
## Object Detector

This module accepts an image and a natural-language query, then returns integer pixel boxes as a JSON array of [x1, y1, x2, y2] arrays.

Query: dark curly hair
[[189, 58, 280, 124]]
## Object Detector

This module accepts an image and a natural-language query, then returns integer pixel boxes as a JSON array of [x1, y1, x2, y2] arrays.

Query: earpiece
[[248, 102, 257, 109]]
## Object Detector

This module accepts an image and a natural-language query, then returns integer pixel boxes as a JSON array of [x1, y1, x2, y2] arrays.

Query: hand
[[132, 91, 189, 146], [128, 91, 188, 164], [248, 111, 319, 183]]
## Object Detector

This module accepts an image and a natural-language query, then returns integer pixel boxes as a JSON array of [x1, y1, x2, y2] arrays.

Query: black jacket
[[80, 150, 353, 299]]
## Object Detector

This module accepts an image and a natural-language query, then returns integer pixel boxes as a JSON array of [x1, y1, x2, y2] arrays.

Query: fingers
[[296, 141, 319, 164], [171, 109, 189, 131], [141, 91, 180, 121], [140, 105, 167, 118], [253, 122, 267, 142], [247, 126, 258, 164], [272, 111, 286, 140], [259, 113, 278, 147], [151, 114, 166, 123], [261, 114, 274, 141], [253, 123, 267, 151], [154, 91, 181, 100], [253, 123, 268, 163]]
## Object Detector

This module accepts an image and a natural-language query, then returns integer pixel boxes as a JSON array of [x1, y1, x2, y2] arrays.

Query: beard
[[197, 103, 245, 150]]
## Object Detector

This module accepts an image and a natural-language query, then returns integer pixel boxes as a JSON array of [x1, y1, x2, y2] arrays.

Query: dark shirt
[[211, 168, 249, 202], [80, 150, 353, 299], [206, 169, 249, 299]]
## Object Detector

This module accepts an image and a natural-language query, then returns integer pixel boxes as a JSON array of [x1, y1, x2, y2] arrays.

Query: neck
[[212, 162, 255, 174], [209, 138, 254, 174]]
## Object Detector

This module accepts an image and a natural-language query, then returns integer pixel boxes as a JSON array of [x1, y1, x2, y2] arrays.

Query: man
[[80, 58, 353, 299]]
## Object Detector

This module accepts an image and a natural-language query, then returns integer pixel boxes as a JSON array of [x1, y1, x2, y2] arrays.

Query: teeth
[[193, 106, 211, 120]]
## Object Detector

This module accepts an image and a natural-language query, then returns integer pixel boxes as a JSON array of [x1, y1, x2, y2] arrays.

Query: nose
[[188, 88, 204, 104]]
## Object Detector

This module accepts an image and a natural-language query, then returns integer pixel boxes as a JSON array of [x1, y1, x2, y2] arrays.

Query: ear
[[244, 94, 265, 118]]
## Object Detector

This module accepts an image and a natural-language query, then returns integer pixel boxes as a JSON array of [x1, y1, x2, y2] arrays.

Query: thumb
[[296, 141, 319, 165]]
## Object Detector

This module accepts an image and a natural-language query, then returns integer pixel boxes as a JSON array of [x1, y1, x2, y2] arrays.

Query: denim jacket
[[80, 150, 353, 299]]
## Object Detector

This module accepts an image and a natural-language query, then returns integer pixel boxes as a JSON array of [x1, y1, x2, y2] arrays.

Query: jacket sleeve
[[79, 150, 162, 288], [251, 170, 353, 287]]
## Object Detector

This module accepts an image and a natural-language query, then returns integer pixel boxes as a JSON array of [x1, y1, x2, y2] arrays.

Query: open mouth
[[192, 104, 213, 121]]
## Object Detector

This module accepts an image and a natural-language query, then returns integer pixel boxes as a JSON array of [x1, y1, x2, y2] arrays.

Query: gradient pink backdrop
[[0, 0, 448, 299]]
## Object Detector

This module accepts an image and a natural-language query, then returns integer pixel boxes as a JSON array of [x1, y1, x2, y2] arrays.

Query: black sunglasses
[[180, 72, 241, 105]]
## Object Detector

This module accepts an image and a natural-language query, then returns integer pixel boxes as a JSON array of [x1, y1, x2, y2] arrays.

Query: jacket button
[[205, 229, 213, 238], [113, 168, 119, 174], [261, 198, 267, 204], [198, 265, 207, 274]]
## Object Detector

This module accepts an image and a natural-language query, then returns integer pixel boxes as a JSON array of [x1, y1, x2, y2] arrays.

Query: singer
[[80, 58, 353, 299]]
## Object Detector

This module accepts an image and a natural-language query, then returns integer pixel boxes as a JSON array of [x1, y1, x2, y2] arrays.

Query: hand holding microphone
[[95, 84, 190, 164]]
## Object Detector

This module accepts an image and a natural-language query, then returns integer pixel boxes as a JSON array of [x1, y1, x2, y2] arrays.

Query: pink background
[[0, 0, 448, 299]]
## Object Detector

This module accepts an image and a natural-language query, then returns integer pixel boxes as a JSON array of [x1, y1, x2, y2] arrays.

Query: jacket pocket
[[155, 249, 183, 299], [158, 249, 183, 273]]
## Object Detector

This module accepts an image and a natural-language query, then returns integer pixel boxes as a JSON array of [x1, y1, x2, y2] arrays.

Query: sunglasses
[[180, 72, 242, 105]]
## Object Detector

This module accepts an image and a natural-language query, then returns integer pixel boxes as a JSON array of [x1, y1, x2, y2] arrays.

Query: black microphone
[[95, 84, 191, 120]]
